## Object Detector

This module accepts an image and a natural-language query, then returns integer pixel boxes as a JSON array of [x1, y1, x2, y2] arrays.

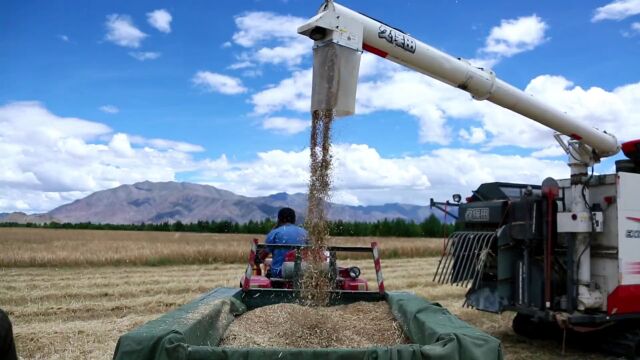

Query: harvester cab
[[240, 239, 384, 295]]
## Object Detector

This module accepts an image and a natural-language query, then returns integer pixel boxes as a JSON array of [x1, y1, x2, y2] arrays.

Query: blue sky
[[1, 0, 640, 213]]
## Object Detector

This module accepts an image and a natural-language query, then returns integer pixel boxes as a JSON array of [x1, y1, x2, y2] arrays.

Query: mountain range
[[0, 181, 448, 224]]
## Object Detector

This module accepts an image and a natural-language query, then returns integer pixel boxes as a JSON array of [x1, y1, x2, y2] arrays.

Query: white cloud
[[105, 14, 147, 48], [263, 117, 309, 135], [622, 21, 640, 36], [254, 39, 310, 67], [0, 101, 599, 213], [228, 61, 254, 70], [230, 11, 310, 69], [128, 136, 205, 153], [592, 0, 640, 21], [0, 101, 208, 213], [531, 146, 566, 158], [251, 56, 640, 149], [232, 11, 303, 47], [147, 9, 172, 33], [192, 71, 247, 95], [459, 127, 487, 144], [251, 68, 312, 114], [99, 105, 119, 114], [129, 51, 161, 61], [199, 144, 568, 206], [57, 34, 70, 42], [109, 133, 135, 157], [481, 15, 548, 59]]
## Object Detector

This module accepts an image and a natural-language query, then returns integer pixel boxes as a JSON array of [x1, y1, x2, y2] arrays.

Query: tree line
[[0, 214, 456, 237]]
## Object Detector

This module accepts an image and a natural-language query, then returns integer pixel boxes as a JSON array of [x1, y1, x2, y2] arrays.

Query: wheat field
[[0, 228, 442, 267], [0, 228, 608, 359]]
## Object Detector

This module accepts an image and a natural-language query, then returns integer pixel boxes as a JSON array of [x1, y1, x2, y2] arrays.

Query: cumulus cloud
[[0, 101, 207, 213], [129, 137, 204, 153], [232, 11, 303, 47], [99, 105, 119, 114], [592, 0, 640, 21], [229, 11, 309, 69], [459, 127, 487, 144], [250, 60, 640, 148], [147, 9, 172, 33], [198, 144, 568, 207], [129, 51, 161, 61], [192, 71, 247, 95], [104, 14, 147, 48], [474, 15, 548, 67], [263, 117, 309, 135], [0, 101, 578, 213], [624, 21, 640, 36], [531, 146, 566, 158], [251, 68, 311, 114]]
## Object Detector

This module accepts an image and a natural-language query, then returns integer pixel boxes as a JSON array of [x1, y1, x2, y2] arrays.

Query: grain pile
[[220, 301, 409, 348], [301, 109, 335, 306]]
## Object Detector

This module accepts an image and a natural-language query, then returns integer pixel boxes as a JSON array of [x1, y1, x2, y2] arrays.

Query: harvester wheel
[[597, 322, 640, 359], [512, 313, 550, 339]]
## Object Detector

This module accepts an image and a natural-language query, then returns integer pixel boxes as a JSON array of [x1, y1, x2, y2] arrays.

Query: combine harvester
[[114, 0, 639, 358]]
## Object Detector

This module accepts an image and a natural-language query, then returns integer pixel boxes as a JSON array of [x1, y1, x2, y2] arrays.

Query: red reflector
[[363, 43, 389, 58], [603, 196, 615, 205], [621, 139, 640, 160], [570, 133, 583, 140], [465, 196, 473, 203]]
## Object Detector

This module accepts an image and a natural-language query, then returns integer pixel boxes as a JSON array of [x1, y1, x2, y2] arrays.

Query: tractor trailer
[[298, 1, 640, 357]]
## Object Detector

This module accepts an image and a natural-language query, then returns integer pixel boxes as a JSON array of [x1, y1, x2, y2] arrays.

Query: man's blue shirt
[[265, 224, 308, 277]]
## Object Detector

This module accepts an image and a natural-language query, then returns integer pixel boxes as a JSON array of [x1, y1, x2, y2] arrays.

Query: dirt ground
[[1, 255, 611, 360]]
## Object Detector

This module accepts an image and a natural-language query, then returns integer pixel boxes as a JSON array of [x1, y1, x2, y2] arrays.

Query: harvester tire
[[597, 322, 640, 359], [512, 313, 550, 339]]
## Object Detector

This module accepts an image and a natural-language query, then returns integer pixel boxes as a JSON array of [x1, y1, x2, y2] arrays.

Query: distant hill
[[0, 212, 58, 224], [3, 181, 449, 224]]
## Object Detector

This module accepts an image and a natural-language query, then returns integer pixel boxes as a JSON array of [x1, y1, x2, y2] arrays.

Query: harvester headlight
[[348, 266, 361, 279], [452, 194, 462, 203]]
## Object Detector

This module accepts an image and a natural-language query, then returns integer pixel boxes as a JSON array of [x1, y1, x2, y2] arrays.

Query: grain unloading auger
[[298, 1, 640, 357]]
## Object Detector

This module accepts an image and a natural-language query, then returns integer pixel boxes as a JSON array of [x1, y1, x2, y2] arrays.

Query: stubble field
[[0, 228, 608, 359]]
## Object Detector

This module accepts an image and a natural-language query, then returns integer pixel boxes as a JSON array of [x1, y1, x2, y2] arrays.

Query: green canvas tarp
[[113, 288, 502, 360]]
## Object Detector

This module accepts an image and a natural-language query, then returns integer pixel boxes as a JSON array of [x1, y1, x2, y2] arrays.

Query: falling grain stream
[[301, 109, 335, 306]]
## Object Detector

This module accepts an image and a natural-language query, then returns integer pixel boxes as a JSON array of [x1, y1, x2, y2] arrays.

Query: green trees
[[0, 216, 454, 237]]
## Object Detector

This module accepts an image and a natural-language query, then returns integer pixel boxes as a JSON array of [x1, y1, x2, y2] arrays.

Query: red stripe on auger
[[371, 242, 385, 294], [363, 43, 389, 58], [627, 217, 640, 223]]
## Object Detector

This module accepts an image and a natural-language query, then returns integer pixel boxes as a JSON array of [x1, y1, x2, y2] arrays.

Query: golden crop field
[[0, 228, 608, 359], [0, 228, 442, 267]]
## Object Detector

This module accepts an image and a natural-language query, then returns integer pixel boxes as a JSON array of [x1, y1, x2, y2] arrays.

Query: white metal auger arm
[[299, 1, 624, 310], [297, 1, 620, 164]]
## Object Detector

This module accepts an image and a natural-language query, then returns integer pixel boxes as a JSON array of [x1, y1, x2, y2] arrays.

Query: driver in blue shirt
[[258, 207, 308, 278]]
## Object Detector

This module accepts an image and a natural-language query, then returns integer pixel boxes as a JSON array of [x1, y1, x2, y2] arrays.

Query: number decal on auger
[[378, 25, 416, 53]]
